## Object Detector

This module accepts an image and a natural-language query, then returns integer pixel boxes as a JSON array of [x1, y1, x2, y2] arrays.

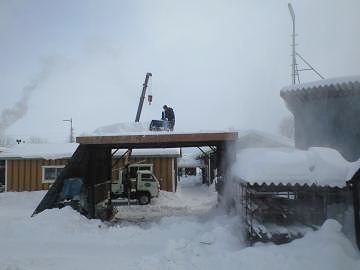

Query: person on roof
[[162, 105, 175, 131]]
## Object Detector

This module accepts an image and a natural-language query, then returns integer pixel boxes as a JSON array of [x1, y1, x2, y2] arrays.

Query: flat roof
[[76, 132, 238, 148]]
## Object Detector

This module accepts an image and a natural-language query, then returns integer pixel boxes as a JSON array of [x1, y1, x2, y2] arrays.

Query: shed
[[32, 131, 238, 219], [0, 143, 181, 192], [230, 146, 356, 244]]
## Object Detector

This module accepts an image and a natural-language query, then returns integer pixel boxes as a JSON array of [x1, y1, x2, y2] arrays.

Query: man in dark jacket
[[162, 105, 175, 131]]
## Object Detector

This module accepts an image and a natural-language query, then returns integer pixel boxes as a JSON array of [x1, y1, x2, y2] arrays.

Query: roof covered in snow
[[231, 147, 360, 188], [0, 143, 79, 160], [88, 121, 237, 137], [0, 147, 9, 152], [280, 75, 360, 100], [0, 143, 181, 160]]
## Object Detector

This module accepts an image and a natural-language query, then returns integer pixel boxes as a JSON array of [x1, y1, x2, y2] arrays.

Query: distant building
[[281, 75, 360, 161], [0, 143, 180, 192]]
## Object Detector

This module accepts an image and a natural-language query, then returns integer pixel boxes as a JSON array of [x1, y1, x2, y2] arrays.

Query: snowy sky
[[1, 0, 360, 142]]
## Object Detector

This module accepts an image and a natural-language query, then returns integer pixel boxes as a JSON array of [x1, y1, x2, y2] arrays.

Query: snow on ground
[[0, 178, 359, 270]]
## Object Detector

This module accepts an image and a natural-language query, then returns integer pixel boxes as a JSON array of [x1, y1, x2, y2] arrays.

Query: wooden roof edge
[[76, 132, 239, 145]]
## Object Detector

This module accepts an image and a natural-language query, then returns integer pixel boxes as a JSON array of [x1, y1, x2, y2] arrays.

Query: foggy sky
[[1, 0, 359, 142]]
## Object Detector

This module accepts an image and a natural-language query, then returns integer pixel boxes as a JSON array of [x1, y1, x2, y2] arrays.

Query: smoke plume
[[0, 59, 55, 135]]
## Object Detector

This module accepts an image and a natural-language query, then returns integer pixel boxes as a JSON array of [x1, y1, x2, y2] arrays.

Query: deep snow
[[0, 177, 359, 270]]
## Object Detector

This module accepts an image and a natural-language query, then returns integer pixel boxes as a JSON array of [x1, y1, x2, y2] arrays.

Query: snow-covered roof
[[0, 146, 9, 152], [231, 147, 359, 188], [0, 143, 79, 160], [86, 121, 237, 137], [177, 156, 204, 168], [0, 143, 181, 160], [93, 122, 151, 135], [281, 75, 360, 92]]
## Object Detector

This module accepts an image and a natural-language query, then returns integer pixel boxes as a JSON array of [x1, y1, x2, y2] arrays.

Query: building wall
[[292, 95, 360, 161], [5, 156, 176, 192], [6, 159, 69, 192]]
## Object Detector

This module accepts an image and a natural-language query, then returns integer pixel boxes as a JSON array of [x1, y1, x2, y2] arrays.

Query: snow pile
[[86, 121, 239, 136], [231, 147, 357, 187], [0, 190, 359, 270], [0, 143, 78, 160], [93, 122, 151, 135]]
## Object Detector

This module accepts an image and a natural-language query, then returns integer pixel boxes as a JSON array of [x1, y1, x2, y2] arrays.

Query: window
[[141, 173, 155, 182], [128, 164, 153, 178], [42, 165, 65, 183]]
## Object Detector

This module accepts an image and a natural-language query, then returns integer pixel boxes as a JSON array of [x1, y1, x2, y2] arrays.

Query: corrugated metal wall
[[6, 157, 175, 192]]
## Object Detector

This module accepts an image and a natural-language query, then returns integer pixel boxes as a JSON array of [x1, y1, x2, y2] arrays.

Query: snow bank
[[0, 191, 359, 270], [231, 147, 357, 187]]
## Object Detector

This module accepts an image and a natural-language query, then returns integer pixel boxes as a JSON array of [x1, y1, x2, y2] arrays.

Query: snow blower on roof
[[149, 105, 175, 131]]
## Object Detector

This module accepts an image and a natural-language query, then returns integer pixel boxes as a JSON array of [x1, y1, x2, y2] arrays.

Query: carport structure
[[33, 132, 238, 219]]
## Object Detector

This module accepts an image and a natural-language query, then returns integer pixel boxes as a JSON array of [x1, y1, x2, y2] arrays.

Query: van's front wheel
[[138, 193, 151, 205]]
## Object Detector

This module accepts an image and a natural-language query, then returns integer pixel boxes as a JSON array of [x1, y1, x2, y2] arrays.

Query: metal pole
[[288, 3, 296, 85], [296, 52, 325, 79], [70, 118, 74, 143], [63, 118, 74, 143], [135, 72, 152, 122]]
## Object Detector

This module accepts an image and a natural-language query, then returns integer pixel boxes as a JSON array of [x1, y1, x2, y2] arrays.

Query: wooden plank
[[76, 132, 238, 146]]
